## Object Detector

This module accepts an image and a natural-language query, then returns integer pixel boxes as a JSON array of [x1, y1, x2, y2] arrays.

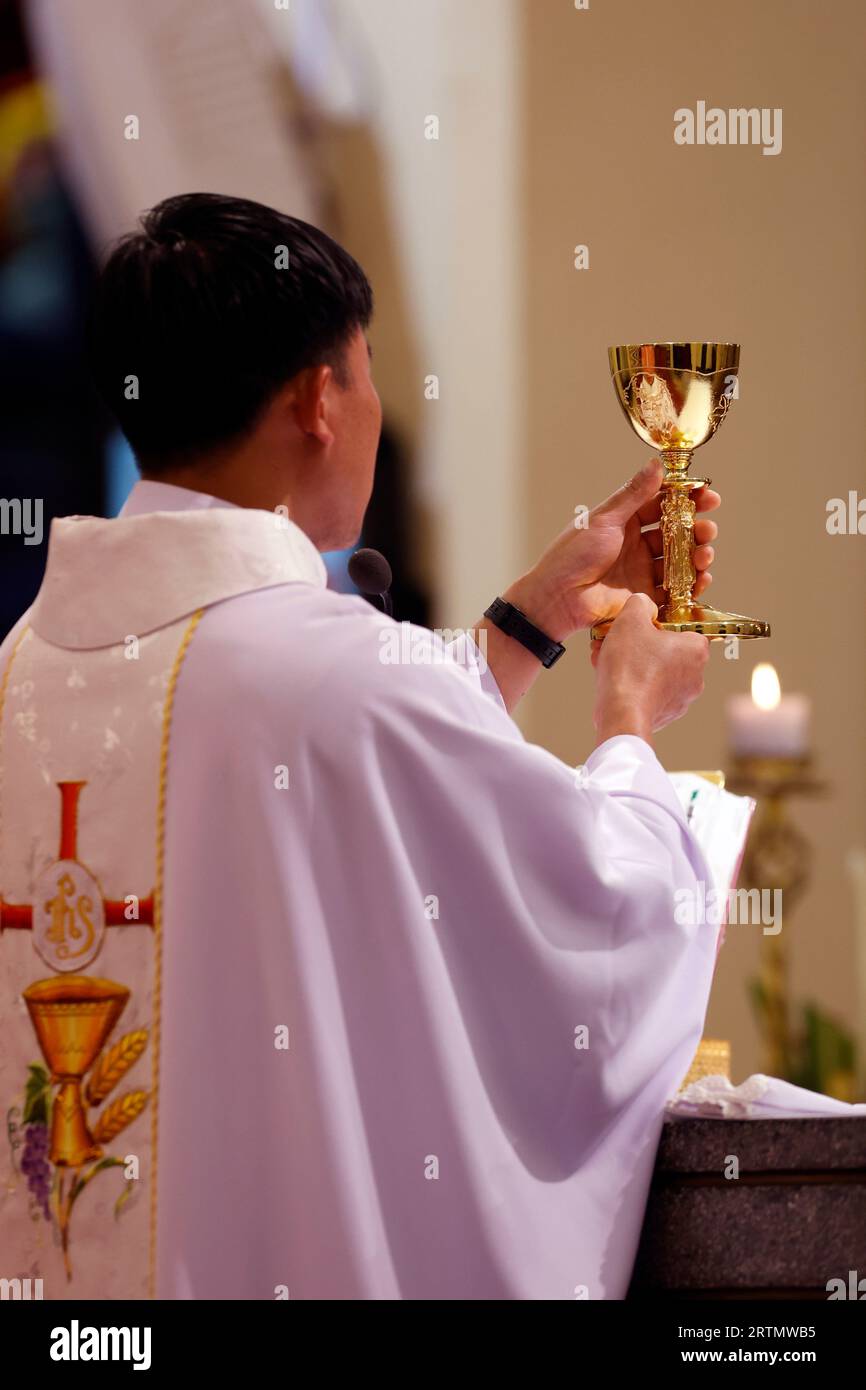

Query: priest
[[0, 193, 721, 1300]]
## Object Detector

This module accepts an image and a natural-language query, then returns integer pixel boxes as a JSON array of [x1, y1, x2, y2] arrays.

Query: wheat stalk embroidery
[[91, 1090, 149, 1144], [11, 1022, 150, 1280], [85, 1030, 148, 1106]]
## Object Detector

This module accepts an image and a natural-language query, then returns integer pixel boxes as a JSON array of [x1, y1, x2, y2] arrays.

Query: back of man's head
[[86, 192, 373, 473]]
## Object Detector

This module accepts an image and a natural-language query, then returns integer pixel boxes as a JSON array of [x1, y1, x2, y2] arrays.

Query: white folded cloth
[[668, 1073, 866, 1119]]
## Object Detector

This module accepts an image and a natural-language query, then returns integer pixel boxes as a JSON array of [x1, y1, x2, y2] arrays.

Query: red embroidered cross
[[0, 780, 153, 935]]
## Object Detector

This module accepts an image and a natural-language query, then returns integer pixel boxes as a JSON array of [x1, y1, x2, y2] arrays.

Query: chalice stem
[[659, 450, 700, 621], [56, 1171, 74, 1281], [762, 933, 790, 1077]]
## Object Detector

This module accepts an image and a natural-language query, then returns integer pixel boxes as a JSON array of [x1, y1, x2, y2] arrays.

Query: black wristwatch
[[484, 597, 566, 669]]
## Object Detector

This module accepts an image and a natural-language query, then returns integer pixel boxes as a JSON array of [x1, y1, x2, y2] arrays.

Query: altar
[[629, 1116, 866, 1299]]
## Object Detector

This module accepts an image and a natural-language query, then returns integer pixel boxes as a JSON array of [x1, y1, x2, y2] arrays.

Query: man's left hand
[[503, 458, 720, 641]]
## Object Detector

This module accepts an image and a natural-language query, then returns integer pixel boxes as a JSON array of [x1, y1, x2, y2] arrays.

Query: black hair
[[86, 192, 373, 471]]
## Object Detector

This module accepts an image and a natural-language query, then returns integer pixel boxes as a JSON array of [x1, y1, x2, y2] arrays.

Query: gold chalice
[[591, 342, 770, 641], [23, 975, 129, 1167]]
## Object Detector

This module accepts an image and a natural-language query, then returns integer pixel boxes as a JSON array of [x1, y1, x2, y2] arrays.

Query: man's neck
[[140, 468, 284, 512]]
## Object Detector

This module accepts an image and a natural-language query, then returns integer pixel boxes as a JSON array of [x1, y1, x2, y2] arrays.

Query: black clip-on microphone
[[348, 548, 393, 617]]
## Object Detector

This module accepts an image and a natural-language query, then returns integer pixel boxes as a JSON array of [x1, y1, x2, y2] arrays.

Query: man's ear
[[288, 365, 335, 445]]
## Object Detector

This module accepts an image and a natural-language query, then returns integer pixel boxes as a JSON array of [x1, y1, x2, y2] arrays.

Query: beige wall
[[521, 0, 866, 1082]]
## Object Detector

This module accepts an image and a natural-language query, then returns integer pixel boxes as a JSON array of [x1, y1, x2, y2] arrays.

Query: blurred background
[[0, 0, 864, 1091]]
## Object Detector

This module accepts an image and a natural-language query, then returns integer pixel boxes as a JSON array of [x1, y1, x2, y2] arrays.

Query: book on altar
[[668, 772, 756, 929]]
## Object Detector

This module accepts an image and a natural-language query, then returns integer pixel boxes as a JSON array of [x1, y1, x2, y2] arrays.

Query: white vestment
[[0, 482, 719, 1300]]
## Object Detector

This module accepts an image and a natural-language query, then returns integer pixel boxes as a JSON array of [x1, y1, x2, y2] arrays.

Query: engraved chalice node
[[591, 342, 771, 641], [23, 975, 130, 1168]]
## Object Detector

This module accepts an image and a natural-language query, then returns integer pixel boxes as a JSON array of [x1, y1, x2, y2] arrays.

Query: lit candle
[[727, 664, 811, 759]]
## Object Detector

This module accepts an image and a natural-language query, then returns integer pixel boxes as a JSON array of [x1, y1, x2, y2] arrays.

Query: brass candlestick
[[592, 342, 771, 643], [727, 756, 824, 1079]]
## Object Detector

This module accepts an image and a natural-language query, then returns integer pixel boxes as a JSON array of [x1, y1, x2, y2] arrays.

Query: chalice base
[[591, 603, 770, 642], [657, 601, 771, 639]]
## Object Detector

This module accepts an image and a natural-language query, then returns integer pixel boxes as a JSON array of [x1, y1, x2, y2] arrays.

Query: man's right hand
[[591, 593, 710, 746]]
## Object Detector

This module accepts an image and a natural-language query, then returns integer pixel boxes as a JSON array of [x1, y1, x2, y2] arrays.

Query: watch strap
[[483, 597, 566, 669]]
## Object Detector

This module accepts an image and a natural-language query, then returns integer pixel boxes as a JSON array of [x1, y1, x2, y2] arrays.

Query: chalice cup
[[591, 342, 770, 641]]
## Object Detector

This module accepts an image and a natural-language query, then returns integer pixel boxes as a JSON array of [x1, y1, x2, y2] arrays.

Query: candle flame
[[751, 663, 781, 711]]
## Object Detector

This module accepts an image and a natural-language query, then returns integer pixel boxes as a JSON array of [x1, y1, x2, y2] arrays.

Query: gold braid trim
[[149, 608, 204, 1298], [0, 624, 31, 894]]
